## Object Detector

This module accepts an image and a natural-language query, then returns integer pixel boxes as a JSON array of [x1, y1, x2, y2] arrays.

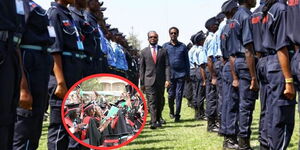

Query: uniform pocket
[[62, 21, 76, 35]]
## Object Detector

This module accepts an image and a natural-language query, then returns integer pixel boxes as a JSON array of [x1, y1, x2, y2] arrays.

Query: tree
[[127, 26, 141, 50]]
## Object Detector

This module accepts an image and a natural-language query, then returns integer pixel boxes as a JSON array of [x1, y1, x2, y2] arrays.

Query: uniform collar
[[85, 11, 97, 21], [238, 6, 252, 15], [51, 2, 71, 15], [69, 6, 84, 17]]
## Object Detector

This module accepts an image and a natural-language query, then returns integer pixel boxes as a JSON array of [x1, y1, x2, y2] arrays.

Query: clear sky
[[34, 0, 257, 48]]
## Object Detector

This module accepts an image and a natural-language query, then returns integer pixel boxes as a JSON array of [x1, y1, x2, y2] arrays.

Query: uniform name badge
[[77, 41, 84, 50], [15, 0, 25, 15], [47, 26, 56, 37]]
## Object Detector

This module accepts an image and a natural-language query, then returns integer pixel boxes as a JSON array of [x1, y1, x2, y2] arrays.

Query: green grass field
[[38, 96, 299, 150]]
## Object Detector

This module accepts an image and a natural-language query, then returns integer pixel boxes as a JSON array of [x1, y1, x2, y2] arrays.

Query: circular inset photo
[[61, 74, 147, 149]]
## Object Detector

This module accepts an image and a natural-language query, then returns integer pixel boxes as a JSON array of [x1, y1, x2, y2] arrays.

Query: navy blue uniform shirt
[[21, 1, 55, 47], [48, 2, 83, 53], [69, 7, 95, 57], [84, 11, 105, 59], [228, 6, 253, 55], [262, 2, 290, 52], [250, 4, 268, 54], [221, 20, 232, 59], [163, 42, 190, 79], [287, 0, 300, 45]]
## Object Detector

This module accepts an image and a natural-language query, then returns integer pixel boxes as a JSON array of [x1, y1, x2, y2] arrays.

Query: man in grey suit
[[139, 31, 171, 129]]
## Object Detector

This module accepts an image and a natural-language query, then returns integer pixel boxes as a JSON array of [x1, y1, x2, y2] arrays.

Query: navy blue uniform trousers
[[13, 49, 52, 150], [0, 40, 21, 150], [219, 62, 239, 136], [205, 68, 218, 120], [48, 55, 85, 150], [266, 54, 295, 150], [256, 56, 269, 147], [234, 57, 258, 138], [168, 77, 185, 119], [214, 59, 223, 119]]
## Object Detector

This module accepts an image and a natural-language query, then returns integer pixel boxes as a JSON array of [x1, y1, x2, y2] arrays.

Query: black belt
[[235, 53, 245, 58], [268, 50, 277, 55]]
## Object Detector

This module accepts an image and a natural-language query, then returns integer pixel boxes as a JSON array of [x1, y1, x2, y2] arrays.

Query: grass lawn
[[38, 96, 299, 150]]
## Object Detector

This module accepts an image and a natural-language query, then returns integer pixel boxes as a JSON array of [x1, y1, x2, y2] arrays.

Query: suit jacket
[[139, 45, 170, 87]]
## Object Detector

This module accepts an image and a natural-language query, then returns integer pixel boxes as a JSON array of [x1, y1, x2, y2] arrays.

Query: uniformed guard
[[260, 0, 296, 149], [105, 28, 117, 74], [47, 0, 88, 149], [69, 0, 97, 77], [184, 41, 195, 108], [218, 0, 239, 149], [13, 1, 55, 149], [286, 0, 300, 149], [191, 32, 206, 120], [227, 0, 258, 148], [212, 13, 226, 128], [203, 17, 220, 132], [249, 0, 269, 149], [0, 0, 29, 149], [85, 0, 108, 74]]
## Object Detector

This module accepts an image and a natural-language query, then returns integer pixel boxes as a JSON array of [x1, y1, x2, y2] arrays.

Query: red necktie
[[152, 46, 157, 64]]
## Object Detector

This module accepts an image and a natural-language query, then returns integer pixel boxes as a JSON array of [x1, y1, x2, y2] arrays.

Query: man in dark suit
[[139, 31, 171, 129]]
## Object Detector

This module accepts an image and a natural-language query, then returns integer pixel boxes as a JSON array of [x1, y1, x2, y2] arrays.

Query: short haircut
[[169, 27, 179, 34], [147, 31, 157, 38]]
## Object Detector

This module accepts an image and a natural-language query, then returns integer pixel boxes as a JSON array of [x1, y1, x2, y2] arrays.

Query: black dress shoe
[[150, 123, 157, 129], [174, 118, 180, 122], [156, 122, 162, 128], [160, 118, 166, 124], [223, 136, 238, 149]]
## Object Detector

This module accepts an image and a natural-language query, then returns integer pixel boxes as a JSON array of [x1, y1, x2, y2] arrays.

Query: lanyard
[[71, 20, 84, 50]]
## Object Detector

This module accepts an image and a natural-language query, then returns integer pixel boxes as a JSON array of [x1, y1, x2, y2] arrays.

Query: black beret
[[194, 31, 206, 43], [205, 17, 218, 30], [221, 0, 238, 13]]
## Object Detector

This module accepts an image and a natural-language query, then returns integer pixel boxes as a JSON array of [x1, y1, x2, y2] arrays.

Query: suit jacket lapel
[[156, 46, 162, 64]]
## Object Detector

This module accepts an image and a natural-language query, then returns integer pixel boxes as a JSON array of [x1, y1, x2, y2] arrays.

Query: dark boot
[[223, 135, 239, 149], [207, 119, 219, 132], [238, 137, 252, 150]]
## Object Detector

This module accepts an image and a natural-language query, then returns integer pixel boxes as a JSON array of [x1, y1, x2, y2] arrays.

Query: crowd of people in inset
[[63, 85, 144, 148], [139, 0, 300, 150], [0, 0, 140, 149]]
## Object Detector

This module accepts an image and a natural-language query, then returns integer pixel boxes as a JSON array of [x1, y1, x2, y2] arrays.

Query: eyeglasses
[[149, 36, 158, 39], [170, 32, 178, 35]]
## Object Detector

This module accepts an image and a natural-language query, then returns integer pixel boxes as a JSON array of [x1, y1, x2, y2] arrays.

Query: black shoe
[[210, 125, 219, 133], [160, 118, 166, 124], [223, 136, 238, 149], [150, 123, 157, 129], [238, 137, 253, 150], [169, 114, 175, 119], [174, 117, 180, 122], [156, 122, 162, 128]]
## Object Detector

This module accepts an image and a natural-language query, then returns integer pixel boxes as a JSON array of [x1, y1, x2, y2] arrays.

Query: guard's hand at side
[[55, 82, 68, 99], [165, 81, 171, 88], [232, 79, 239, 88], [284, 83, 296, 100], [19, 89, 33, 110], [250, 78, 259, 91]]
